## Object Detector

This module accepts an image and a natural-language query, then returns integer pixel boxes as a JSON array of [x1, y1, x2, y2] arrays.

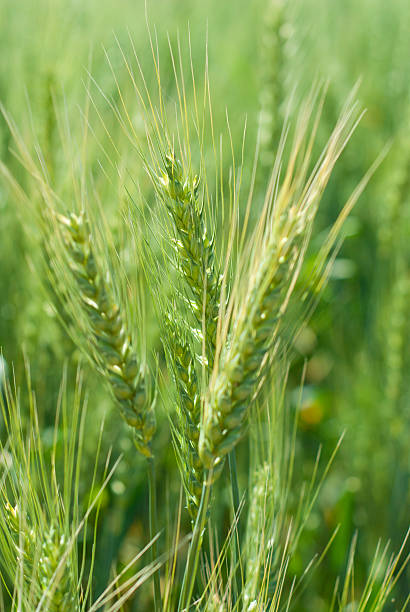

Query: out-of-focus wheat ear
[[5, 503, 76, 611], [259, 0, 293, 170], [243, 462, 273, 608], [158, 152, 221, 371], [57, 211, 156, 458]]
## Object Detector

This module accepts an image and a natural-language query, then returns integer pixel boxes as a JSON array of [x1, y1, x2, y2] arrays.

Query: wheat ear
[[158, 152, 221, 370], [158, 152, 222, 516], [165, 314, 203, 519], [58, 211, 156, 458], [5, 503, 76, 611], [199, 97, 360, 471], [199, 201, 306, 468], [259, 0, 290, 169]]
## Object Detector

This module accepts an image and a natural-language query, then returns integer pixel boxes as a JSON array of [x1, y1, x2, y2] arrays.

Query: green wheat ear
[[157, 150, 223, 517], [243, 462, 272, 608], [259, 0, 291, 169], [164, 311, 203, 519], [5, 504, 76, 611], [158, 152, 221, 371], [199, 201, 305, 470], [57, 211, 156, 457], [198, 92, 366, 474]]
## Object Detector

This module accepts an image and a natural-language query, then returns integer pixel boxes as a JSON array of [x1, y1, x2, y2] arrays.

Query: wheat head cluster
[[0, 31, 408, 612]]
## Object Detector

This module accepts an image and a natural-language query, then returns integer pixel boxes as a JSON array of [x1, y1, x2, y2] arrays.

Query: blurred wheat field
[[0, 0, 409, 610]]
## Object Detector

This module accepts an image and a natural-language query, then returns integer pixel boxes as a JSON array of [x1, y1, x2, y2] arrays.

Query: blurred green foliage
[[0, 0, 409, 609]]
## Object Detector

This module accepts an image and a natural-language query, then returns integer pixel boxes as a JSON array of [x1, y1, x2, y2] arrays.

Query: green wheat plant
[[198, 88, 366, 472], [258, 0, 292, 170], [0, 26, 409, 612], [158, 152, 221, 371], [0, 369, 81, 609], [163, 310, 203, 521], [0, 362, 166, 611], [56, 210, 155, 458]]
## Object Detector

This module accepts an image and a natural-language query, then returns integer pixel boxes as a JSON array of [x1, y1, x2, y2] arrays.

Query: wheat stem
[[148, 457, 162, 610], [228, 449, 241, 603], [178, 474, 212, 611]]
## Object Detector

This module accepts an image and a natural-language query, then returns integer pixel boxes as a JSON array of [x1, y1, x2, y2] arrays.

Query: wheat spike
[[199, 201, 306, 468], [58, 211, 156, 458], [165, 313, 203, 519], [5, 503, 76, 611], [199, 96, 360, 470]]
